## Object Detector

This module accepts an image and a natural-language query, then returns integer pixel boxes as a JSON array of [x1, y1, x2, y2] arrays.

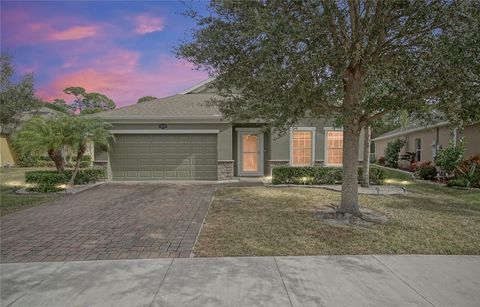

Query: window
[[326, 130, 343, 165], [415, 138, 421, 162], [290, 128, 315, 166]]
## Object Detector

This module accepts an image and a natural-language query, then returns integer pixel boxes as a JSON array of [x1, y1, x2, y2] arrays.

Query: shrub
[[378, 156, 386, 165], [24, 168, 106, 192], [415, 161, 437, 180], [66, 168, 107, 184], [409, 162, 417, 173], [358, 167, 386, 185], [435, 141, 464, 176], [78, 155, 92, 168], [446, 178, 468, 188], [385, 139, 406, 168], [16, 153, 39, 167], [272, 166, 385, 185], [25, 171, 68, 192], [457, 155, 480, 188]]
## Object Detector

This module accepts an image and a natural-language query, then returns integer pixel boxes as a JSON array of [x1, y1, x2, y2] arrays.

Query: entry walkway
[[1, 255, 479, 306]]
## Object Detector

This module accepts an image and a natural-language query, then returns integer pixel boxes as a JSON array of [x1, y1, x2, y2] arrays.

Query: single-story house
[[95, 79, 365, 181], [373, 122, 480, 169], [1, 107, 61, 167]]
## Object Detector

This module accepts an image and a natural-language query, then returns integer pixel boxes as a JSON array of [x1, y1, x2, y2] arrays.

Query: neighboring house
[[373, 122, 480, 169], [1, 107, 61, 167], [95, 79, 365, 181], [0, 106, 94, 167]]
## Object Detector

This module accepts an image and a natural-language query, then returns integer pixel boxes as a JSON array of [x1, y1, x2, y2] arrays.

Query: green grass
[[0, 167, 62, 216], [196, 167, 480, 256]]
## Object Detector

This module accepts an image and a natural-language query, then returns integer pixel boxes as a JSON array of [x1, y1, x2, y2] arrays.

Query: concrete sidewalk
[[1, 255, 479, 307]]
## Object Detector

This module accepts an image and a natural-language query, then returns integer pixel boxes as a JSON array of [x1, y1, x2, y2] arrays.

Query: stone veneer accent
[[218, 160, 234, 181]]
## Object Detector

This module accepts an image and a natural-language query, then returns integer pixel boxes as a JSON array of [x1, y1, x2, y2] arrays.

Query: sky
[[1, 0, 210, 107]]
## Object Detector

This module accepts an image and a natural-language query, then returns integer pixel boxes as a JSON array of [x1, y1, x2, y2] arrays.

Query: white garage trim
[[109, 129, 220, 134]]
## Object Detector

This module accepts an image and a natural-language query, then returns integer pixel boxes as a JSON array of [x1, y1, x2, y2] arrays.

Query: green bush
[[16, 153, 39, 167], [446, 178, 468, 188], [435, 141, 464, 175], [415, 161, 437, 180], [272, 166, 385, 185], [358, 167, 386, 185], [385, 139, 406, 168], [25, 168, 106, 192], [74, 155, 92, 168], [66, 168, 106, 184], [25, 171, 68, 192]]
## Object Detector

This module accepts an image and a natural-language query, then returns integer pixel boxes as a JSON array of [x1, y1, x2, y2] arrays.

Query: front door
[[237, 130, 264, 176]]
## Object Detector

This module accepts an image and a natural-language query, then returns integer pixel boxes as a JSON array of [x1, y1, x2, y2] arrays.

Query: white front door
[[237, 130, 264, 176]]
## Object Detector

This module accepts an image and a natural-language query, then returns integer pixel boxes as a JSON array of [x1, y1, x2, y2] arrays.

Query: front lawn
[[0, 167, 62, 216], [195, 168, 480, 256]]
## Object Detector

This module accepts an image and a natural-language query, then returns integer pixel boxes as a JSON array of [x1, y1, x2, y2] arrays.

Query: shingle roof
[[372, 121, 449, 141], [96, 93, 225, 121]]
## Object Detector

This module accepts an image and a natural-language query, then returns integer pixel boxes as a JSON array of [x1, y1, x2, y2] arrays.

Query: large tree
[[64, 87, 116, 114], [0, 54, 39, 133], [44, 98, 75, 114], [177, 1, 479, 216]]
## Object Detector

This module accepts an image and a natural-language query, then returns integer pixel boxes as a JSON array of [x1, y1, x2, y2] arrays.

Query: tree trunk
[[338, 65, 364, 217], [339, 126, 361, 216], [48, 149, 65, 173], [69, 144, 86, 186], [361, 126, 371, 188]]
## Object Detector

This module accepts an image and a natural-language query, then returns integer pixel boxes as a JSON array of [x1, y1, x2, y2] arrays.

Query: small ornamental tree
[[385, 139, 406, 168], [63, 116, 112, 186], [12, 116, 69, 172], [435, 140, 465, 178], [177, 1, 480, 216]]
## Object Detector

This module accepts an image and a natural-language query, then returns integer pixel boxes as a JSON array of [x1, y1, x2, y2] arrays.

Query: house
[[373, 122, 480, 169], [1, 106, 61, 167], [95, 79, 365, 181]]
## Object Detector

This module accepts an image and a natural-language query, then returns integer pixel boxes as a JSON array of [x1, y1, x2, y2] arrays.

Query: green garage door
[[110, 134, 218, 180]]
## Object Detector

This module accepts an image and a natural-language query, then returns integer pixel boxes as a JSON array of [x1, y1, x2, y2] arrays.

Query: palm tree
[[12, 115, 69, 172], [63, 115, 112, 186]]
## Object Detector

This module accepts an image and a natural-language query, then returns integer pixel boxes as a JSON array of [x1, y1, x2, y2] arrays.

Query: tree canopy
[[177, 0, 480, 215], [63, 87, 116, 114], [137, 96, 158, 103], [0, 54, 40, 133]]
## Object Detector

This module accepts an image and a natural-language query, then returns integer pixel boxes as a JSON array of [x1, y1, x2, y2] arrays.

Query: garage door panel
[[110, 134, 218, 180]]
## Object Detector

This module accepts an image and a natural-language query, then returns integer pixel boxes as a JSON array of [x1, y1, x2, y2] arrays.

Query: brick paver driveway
[[0, 183, 215, 263]]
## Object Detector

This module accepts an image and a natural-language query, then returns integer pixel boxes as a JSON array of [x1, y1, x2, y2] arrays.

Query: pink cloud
[[38, 50, 208, 107], [134, 14, 164, 34], [48, 26, 99, 41]]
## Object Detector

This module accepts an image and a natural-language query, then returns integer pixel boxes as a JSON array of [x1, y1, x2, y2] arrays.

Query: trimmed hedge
[[25, 172, 69, 192], [271, 166, 386, 185], [25, 168, 107, 192]]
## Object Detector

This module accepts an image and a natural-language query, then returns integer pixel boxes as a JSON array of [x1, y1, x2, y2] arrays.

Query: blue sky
[[1, 0, 210, 106]]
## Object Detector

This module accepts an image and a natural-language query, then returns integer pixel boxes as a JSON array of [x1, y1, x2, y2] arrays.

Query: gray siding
[[269, 118, 365, 163]]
